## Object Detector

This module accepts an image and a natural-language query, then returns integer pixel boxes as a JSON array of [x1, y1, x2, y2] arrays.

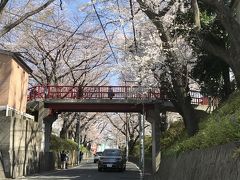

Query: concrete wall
[[0, 151, 5, 178], [0, 108, 80, 179], [0, 53, 29, 113], [145, 142, 240, 180], [9, 57, 29, 113], [0, 54, 11, 107], [0, 115, 42, 178]]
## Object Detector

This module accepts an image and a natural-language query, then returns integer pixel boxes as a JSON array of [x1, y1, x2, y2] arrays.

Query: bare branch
[[0, 0, 55, 37], [105, 114, 126, 135], [0, 0, 9, 15], [192, 0, 201, 31]]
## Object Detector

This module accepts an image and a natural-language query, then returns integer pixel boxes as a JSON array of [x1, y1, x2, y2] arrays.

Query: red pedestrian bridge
[[28, 85, 208, 113]]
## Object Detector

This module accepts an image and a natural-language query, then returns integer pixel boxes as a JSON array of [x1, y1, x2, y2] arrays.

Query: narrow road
[[19, 161, 141, 180]]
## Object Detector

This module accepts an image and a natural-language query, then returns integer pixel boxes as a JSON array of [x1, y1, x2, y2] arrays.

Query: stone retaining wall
[[129, 156, 153, 174], [0, 115, 42, 178], [0, 151, 5, 178], [145, 142, 240, 180], [0, 109, 80, 179]]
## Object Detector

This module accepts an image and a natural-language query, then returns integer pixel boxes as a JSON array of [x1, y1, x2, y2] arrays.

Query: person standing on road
[[108, 86, 114, 99], [77, 84, 84, 99], [79, 151, 84, 163], [65, 151, 70, 169], [60, 151, 66, 169]]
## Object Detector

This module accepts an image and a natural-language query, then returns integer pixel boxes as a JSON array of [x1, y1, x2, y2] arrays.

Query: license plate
[[107, 164, 112, 167]]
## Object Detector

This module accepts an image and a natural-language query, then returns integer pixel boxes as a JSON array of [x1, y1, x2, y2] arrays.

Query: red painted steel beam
[[44, 102, 155, 113]]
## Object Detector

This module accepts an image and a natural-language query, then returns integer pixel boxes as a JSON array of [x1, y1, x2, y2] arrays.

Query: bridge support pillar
[[43, 113, 58, 152], [147, 104, 162, 173], [151, 117, 161, 173]]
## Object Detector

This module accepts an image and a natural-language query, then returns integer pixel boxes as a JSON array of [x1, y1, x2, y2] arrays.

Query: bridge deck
[[44, 99, 154, 113]]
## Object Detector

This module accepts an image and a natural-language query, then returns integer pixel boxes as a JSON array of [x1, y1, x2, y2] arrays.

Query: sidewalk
[[17, 160, 91, 179]]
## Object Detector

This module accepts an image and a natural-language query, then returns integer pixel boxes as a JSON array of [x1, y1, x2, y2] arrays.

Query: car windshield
[[103, 149, 121, 156]]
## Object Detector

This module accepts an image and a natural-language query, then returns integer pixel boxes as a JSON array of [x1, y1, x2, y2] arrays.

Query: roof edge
[[0, 49, 32, 74]]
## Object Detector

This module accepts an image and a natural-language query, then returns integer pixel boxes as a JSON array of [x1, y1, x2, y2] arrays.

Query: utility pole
[[126, 113, 129, 161], [75, 113, 81, 165], [139, 104, 145, 179], [138, 80, 145, 179]]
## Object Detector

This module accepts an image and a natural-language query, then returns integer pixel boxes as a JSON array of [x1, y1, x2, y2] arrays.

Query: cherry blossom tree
[[104, 113, 150, 153], [1, 2, 114, 142], [112, 0, 199, 136], [0, 0, 56, 37]]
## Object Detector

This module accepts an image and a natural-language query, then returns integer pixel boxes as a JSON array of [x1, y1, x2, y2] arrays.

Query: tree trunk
[[74, 119, 80, 143], [201, 0, 240, 88], [222, 64, 231, 100], [128, 139, 135, 155], [60, 128, 68, 139], [178, 102, 198, 136], [137, 0, 199, 135], [60, 114, 68, 139], [171, 77, 199, 136]]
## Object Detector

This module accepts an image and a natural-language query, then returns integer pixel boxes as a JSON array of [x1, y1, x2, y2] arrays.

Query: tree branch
[[201, 0, 240, 46], [105, 114, 126, 135], [0, 0, 9, 15], [0, 0, 55, 37], [192, 0, 201, 31]]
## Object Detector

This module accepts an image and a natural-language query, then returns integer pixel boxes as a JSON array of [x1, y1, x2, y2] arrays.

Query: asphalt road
[[19, 161, 141, 180]]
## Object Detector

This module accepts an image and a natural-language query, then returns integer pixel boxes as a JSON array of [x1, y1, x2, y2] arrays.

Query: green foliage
[[79, 144, 90, 154], [130, 121, 186, 157], [192, 8, 232, 99], [130, 92, 240, 157], [130, 135, 152, 158], [165, 91, 240, 156], [161, 121, 186, 151], [144, 136, 152, 158], [190, 3, 234, 100], [191, 55, 231, 99], [200, 10, 216, 26], [50, 135, 78, 152]]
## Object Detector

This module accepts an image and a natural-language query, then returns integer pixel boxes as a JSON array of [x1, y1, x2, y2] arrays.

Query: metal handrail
[[27, 85, 208, 105]]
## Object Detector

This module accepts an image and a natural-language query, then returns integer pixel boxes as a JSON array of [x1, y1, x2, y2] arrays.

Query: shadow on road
[[19, 162, 140, 180]]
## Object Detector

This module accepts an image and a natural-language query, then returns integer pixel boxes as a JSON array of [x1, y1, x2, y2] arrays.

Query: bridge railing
[[190, 90, 209, 105], [28, 85, 161, 100], [28, 85, 208, 105]]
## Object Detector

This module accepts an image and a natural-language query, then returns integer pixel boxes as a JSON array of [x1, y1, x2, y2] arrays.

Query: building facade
[[0, 50, 32, 113]]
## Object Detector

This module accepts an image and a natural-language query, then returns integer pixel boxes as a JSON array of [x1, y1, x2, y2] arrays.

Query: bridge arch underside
[[44, 99, 176, 113], [43, 99, 176, 174]]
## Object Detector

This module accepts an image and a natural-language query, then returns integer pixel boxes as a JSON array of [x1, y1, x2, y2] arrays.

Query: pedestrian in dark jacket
[[108, 86, 114, 99], [60, 151, 66, 169], [79, 151, 84, 162]]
